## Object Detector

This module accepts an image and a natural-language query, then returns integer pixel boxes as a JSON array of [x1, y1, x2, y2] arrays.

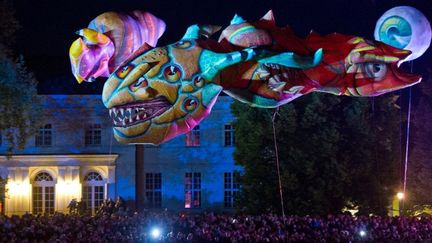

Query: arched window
[[32, 172, 55, 215], [84, 172, 103, 181], [82, 172, 105, 215]]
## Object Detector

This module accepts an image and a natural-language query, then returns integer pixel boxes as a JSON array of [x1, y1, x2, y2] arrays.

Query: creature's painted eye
[[193, 76, 205, 88], [163, 65, 182, 82], [364, 62, 387, 80], [116, 64, 134, 79], [174, 40, 192, 49], [183, 97, 198, 112], [129, 77, 148, 92]]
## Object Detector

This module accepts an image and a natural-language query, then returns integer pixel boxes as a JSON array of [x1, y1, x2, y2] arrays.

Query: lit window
[[85, 124, 102, 145], [185, 172, 201, 208], [82, 172, 105, 215], [185, 126, 200, 147], [224, 171, 240, 208], [35, 124, 52, 147], [32, 172, 55, 215], [145, 173, 162, 208], [224, 124, 235, 147]]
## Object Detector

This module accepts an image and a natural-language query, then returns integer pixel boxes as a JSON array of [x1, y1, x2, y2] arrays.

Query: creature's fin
[[258, 48, 323, 69], [76, 28, 110, 45], [231, 14, 246, 25], [201, 48, 257, 80], [182, 24, 222, 39], [260, 10, 276, 25]]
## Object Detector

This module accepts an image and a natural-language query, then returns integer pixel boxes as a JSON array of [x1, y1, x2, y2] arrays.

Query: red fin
[[260, 10, 276, 25]]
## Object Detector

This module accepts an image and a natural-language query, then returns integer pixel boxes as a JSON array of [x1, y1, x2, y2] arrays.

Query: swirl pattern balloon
[[374, 6, 431, 62]]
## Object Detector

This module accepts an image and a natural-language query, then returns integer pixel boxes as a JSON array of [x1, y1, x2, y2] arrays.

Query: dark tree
[[232, 92, 400, 215], [342, 96, 400, 215], [0, 0, 41, 153], [406, 69, 432, 210]]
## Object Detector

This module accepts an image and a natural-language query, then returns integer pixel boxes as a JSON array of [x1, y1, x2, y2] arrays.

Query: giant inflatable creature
[[70, 10, 424, 145]]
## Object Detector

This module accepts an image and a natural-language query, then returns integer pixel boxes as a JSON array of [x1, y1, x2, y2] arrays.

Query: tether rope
[[271, 107, 285, 218], [402, 61, 414, 212]]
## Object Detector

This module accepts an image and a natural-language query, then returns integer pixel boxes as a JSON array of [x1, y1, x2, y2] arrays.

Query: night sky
[[12, 0, 432, 94]]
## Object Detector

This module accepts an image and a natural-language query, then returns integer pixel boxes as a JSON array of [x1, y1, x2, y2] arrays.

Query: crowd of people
[[1, 209, 432, 242]]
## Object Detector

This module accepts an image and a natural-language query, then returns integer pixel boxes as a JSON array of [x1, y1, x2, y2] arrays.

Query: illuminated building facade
[[0, 95, 240, 215]]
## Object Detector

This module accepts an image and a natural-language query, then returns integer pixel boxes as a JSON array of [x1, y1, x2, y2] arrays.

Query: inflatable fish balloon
[[70, 10, 422, 145], [100, 11, 421, 145]]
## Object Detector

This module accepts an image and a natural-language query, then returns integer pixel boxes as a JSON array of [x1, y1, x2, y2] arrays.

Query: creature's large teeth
[[283, 86, 304, 94], [119, 108, 124, 117], [260, 64, 269, 72], [109, 109, 114, 118], [257, 69, 270, 79], [122, 119, 126, 127], [282, 70, 290, 79], [269, 75, 286, 92], [271, 82, 286, 92], [134, 108, 140, 120], [126, 108, 132, 122]]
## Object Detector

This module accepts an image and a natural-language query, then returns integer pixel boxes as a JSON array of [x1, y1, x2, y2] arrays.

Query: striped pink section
[[92, 10, 166, 71]]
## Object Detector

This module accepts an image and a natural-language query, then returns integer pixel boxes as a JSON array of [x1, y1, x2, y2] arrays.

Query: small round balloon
[[374, 6, 431, 62]]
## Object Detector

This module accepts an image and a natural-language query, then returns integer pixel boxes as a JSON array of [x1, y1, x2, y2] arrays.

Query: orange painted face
[[102, 41, 223, 145]]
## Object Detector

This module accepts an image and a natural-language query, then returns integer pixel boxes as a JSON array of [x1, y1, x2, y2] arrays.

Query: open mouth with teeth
[[256, 63, 302, 92], [109, 96, 171, 127]]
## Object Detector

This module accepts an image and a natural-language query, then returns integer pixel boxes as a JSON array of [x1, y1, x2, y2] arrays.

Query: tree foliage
[[232, 92, 400, 215], [0, 0, 41, 153], [407, 69, 432, 208]]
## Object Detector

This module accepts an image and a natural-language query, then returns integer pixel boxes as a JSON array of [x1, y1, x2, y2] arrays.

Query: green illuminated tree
[[406, 70, 432, 210], [0, 0, 41, 153], [232, 92, 400, 215]]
